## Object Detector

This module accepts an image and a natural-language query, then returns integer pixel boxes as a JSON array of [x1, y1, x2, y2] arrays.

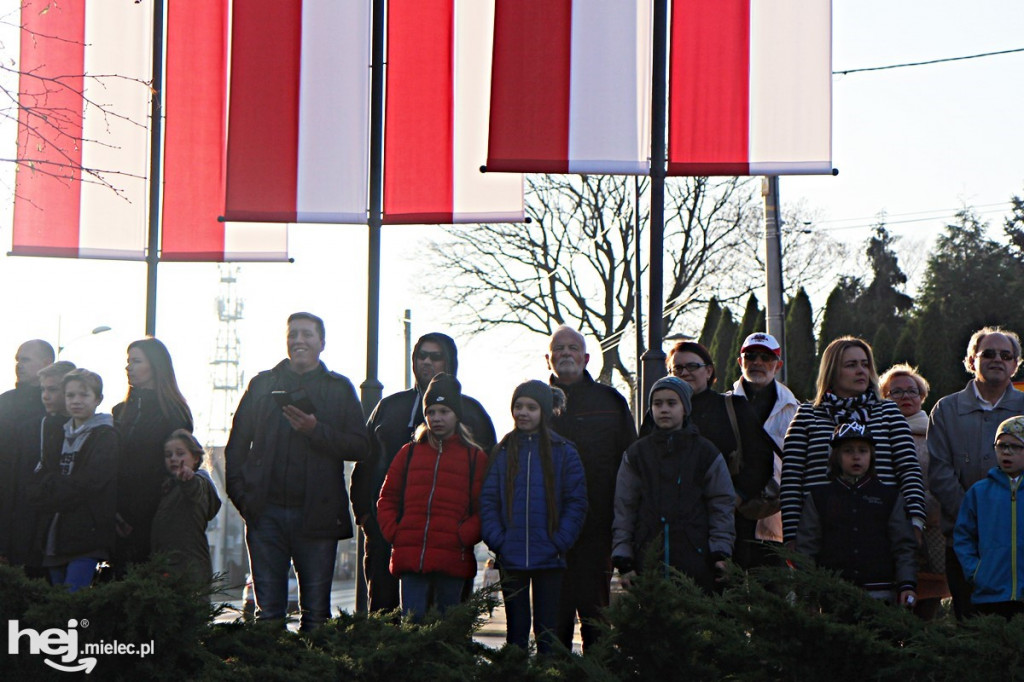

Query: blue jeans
[[50, 558, 99, 592], [501, 568, 564, 655], [245, 504, 338, 631], [400, 572, 465, 622]]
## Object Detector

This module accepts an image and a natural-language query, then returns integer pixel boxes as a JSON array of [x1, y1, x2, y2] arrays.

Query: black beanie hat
[[423, 373, 463, 420], [512, 380, 554, 419]]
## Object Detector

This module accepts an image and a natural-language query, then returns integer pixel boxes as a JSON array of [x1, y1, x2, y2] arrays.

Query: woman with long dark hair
[[112, 338, 193, 571], [780, 337, 925, 545]]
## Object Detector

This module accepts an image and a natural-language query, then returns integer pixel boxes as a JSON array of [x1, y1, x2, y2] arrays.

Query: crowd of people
[[2, 313, 1023, 653]]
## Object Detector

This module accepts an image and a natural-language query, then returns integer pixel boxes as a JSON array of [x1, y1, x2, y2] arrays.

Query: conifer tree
[[726, 294, 762, 386], [817, 278, 863, 358], [709, 309, 738, 390], [872, 324, 894, 375], [892, 321, 917, 368], [698, 298, 723, 349], [784, 288, 816, 400]]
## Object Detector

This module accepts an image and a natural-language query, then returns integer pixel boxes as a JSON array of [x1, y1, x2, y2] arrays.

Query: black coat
[[225, 360, 368, 539], [0, 385, 46, 564], [30, 423, 119, 559]]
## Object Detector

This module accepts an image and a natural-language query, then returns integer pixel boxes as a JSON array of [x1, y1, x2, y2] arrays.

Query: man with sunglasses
[[730, 333, 800, 556], [928, 326, 1024, 619], [351, 332, 495, 612]]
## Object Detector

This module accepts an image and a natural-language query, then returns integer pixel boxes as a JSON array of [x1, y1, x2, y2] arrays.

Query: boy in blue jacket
[[954, 415, 1024, 619]]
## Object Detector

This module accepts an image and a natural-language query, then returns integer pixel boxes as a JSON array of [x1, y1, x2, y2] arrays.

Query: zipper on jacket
[[419, 439, 443, 571], [1013, 482, 1018, 600], [525, 438, 532, 568]]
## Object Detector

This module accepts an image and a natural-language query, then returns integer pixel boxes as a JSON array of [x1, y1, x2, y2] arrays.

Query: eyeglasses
[[416, 350, 444, 362], [887, 389, 920, 399], [671, 363, 708, 376], [978, 348, 1017, 361], [994, 442, 1024, 455], [742, 351, 778, 364]]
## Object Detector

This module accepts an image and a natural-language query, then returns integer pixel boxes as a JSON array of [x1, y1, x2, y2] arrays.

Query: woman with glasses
[[780, 337, 925, 548], [879, 364, 949, 618], [655, 341, 775, 569]]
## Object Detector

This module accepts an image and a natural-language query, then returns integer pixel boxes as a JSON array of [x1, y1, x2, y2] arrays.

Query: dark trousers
[[975, 601, 1024, 620], [362, 521, 401, 612], [945, 545, 976, 621], [501, 568, 564, 655], [555, 555, 611, 653]]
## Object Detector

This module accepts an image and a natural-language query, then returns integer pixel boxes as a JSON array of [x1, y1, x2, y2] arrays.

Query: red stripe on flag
[[12, 3, 86, 255], [668, 0, 751, 176], [487, 0, 572, 173], [224, 0, 301, 222], [162, 0, 227, 261], [383, 0, 454, 222]]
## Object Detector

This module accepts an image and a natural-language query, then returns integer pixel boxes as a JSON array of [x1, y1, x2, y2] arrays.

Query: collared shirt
[[972, 380, 1007, 411]]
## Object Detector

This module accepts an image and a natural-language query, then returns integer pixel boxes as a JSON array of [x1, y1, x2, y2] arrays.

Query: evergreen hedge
[[1, 560, 1021, 681]]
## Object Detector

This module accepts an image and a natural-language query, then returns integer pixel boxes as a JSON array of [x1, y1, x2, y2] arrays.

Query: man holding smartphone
[[226, 312, 368, 631]]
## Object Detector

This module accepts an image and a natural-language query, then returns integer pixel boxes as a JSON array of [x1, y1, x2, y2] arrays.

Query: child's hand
[[282, 405, 317, 434], [178, 466, 195, 482], [714, 560, 729, 583], [899, 589, 917, 608]]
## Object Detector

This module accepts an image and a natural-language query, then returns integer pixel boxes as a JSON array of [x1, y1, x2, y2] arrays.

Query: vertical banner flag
[[12, 2, 153, 258], [384, 0, 523, 224], [223, 0, 371, 223], [487, 0, 653, 174], [668, 0, 832, 175], [162, 0, 288, 261]]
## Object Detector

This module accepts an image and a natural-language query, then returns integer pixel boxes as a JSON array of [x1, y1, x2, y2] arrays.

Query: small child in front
[[31, 369, 119, 592], [150, 429, 222, 585], [612, 377, 735, 592], [796, 422, 917, 605], [954, 415, 1024, 620]]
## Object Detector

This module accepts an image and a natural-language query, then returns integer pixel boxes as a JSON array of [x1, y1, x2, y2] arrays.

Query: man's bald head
[[16, 340, 55, 387]]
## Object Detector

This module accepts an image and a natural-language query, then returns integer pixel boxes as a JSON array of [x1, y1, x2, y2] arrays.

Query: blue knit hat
[[649, 376, 693, 416]]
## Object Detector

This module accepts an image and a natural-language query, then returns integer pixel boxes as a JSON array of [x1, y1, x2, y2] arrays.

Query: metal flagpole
[[639, 0, 669, 417], [144, 0, 166, 336], [762, 175, 786, 382]]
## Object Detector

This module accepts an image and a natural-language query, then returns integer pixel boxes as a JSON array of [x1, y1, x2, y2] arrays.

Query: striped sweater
[[780, 399, 925, 542]]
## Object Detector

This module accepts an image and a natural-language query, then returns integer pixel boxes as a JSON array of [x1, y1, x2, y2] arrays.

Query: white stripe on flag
[[452, 0, 523, 223], [748, 0, 831, 173], [78, 2, 152, 258], [223, 223, 290, 261], [296, 1, 371, 223], [568, 0, 652, 174]]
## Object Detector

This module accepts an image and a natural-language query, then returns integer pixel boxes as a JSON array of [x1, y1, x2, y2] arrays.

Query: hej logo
[[8, 619, 97, 674]]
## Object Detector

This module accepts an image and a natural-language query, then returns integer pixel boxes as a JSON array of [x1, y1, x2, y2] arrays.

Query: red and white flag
[[12, 2, 153, 259], [668, 0, 832, 176], [486, 0, 653, 175], [161, 0, 288, 261], [383, 0, 523, 224], [223, 0, 371, 224]]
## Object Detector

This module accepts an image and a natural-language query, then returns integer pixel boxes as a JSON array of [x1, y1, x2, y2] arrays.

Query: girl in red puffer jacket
[[377, 374, 488, 620]]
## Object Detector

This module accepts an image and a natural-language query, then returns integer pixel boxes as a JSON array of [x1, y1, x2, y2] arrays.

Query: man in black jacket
[[547, 326, 636, 652], [0, 340, 54, 575], [225, 313, 368, 631], [350, 332, 495, 611]]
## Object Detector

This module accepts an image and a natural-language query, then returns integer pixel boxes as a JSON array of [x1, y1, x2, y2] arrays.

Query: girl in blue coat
[[480, 381, 588, 655]]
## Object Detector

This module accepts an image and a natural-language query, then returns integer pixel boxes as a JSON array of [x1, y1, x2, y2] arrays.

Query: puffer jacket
[[954, 467, 1024, 605], [377, 434, 487, 579], [480, 430, 588, 571]]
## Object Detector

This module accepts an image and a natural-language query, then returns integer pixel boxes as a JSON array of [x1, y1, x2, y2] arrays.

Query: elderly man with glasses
[[928, 326, 1024, 619], [350, 332, 495, 613], [730, 333, 801, 556]]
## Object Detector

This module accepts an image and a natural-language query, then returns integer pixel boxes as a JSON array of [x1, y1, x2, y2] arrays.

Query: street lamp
[[57, 325, 113, 358]]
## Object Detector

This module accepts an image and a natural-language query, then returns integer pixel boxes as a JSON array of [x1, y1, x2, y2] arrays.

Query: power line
[[834, 47, 1024, 75]]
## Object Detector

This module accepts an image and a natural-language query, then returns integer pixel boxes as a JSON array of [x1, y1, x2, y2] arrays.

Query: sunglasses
[[977, 348, 1017, 361], [671, 362, 708, 376], [416, 350, 444, 362], [742, 351, 778, 363]]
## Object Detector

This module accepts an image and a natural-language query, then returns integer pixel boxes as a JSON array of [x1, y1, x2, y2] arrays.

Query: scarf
[[60, 413, 114, 476], [820, 391, 877, 424]]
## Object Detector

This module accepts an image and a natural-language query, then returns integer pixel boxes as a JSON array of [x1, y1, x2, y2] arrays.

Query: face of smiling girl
[[512, 397, 542, 434]]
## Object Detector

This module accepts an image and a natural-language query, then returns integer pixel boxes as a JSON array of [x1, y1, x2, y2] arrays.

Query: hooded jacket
[[377, 433, 488, 579], [954, 467, 1024, 604], [351, 333, 496, 523], [151, 469, 222, 584], [480, 430, 588, 571]]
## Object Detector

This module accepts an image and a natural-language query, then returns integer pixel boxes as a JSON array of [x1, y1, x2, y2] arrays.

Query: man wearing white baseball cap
[[730, 333, 800, 559]]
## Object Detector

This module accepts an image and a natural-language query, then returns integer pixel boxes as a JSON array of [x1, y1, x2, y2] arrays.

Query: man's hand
[[115, 514, 133, 538], [283, 405, 317, 435], [899, 589, 917, 608]]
